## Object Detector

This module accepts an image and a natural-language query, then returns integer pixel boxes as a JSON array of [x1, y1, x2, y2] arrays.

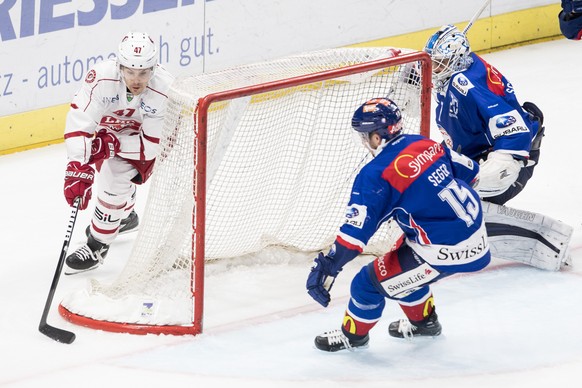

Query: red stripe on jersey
[[64, 131, 93, 140], [410, 215, 431, 244], [336, 235, 363, 253], [382, 139, 445, 193], [143, 132, 160, 144], [146, 85, 169, 98], [84, 78, 121, 111], [477, 56, 505, 96]]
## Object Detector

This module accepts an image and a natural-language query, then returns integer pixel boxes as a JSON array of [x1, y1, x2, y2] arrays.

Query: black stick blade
[[39, 323, 76, 344], [38, 199, 81, 345]]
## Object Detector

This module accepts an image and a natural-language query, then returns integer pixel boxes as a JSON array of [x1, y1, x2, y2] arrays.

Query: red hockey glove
[[90, 130, 120, 164], [64, 161, 95, 210]]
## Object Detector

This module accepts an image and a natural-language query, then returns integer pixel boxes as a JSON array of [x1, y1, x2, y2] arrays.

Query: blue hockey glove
[[306, 253, 338, 307]]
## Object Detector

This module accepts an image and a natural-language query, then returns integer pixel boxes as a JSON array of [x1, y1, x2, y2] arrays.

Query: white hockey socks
[[482, 201, 573, 271]]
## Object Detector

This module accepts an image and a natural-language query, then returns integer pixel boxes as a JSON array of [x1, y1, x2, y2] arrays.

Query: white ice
[[1, 38, 581, 388]]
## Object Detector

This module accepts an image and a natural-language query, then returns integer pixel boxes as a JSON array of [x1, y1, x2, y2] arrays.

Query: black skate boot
[[65, 234, 110, 275], [85, 210, 139, 238], [388, 309, 442, 339], [314, 329, 369, 352]]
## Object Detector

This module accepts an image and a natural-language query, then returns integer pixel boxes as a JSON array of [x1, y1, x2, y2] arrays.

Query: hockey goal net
[[59, 47, 431, 335]]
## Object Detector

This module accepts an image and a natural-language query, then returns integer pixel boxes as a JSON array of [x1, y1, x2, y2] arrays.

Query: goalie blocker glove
[[474, 151, 523, 198]]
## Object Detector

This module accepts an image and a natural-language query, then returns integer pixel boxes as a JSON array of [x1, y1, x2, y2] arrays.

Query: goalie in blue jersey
[[424, 24, 544, 206], [307, 98, 491, 352], [422, 25, 572, 271]]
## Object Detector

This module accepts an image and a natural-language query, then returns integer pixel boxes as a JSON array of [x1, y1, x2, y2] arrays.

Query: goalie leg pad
[[482, 202, 573, 271]]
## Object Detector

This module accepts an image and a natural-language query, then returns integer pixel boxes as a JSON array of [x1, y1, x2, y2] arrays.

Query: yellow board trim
[[351, 4, 562, 52], [0, 104, 69, 156], [0, 4, 563, 156]]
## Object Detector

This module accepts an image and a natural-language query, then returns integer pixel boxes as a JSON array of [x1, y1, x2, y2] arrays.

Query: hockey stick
[[463, 0, 492, 34], [38, 197, 81, 344]]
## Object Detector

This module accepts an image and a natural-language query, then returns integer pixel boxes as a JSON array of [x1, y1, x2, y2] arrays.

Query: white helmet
[[424, 25, 472, 91], [117, 32, 157, 70]]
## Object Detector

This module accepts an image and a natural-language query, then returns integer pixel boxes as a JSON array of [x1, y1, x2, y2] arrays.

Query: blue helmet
[[351, 98, 403, 142]]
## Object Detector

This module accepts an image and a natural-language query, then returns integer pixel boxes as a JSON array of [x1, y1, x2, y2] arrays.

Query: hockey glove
[[306, 253, 339, 307], [396, 63, 421, 117], [474, 151, 522, 198], [399, 62, 421, 88], [64, 161, 95, 210], [90, 129, 120, 164]]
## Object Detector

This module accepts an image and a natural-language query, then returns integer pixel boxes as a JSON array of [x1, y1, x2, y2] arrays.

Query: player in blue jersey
[[306, 98, 491, 352], [421, 25, 572, 271], [559, 0, 582, 40], [424, 25, 545, 206]]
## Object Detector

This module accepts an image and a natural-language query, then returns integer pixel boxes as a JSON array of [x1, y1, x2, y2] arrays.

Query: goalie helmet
[[117, 32, 158, 70], [351, 98, 403, 144], [424, 25, 472, 91]]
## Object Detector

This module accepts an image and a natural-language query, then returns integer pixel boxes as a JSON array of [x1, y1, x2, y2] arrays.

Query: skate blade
[[64, 264, 101, 276]]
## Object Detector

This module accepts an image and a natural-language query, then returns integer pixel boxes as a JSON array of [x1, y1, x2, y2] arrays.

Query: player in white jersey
[[63, 32, 174, 274]]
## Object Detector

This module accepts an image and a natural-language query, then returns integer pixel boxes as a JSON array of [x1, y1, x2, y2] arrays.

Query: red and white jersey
[[64, 59, 174, 163]]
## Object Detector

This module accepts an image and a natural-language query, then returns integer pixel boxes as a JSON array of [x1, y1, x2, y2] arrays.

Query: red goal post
[[59, 47, 432, 336]]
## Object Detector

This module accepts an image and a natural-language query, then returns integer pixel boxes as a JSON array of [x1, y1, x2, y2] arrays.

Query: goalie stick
[[38, 197, 81, 344], [463, 0, 492, 34]]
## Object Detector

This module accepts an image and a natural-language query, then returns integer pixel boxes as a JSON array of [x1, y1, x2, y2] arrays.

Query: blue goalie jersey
[[337, 134, 489, 273], [435, 52, 540, 161]]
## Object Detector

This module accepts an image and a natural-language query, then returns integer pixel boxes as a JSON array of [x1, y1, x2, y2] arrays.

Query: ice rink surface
[[1, 38, 581, 388]]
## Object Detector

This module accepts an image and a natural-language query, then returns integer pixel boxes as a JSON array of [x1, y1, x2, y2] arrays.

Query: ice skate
[[65, 234, 110, 275], [389, 309, 442, 339], [85, 210, 139, 238], [314, 330, 369, 352]]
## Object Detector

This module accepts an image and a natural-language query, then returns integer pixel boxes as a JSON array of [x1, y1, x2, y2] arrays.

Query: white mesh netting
[[61, 47, 427, 329]]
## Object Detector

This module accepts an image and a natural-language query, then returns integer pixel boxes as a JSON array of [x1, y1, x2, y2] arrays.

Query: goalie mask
[[424, 25, 473, 92], [117, 32, 158, 71], [352, 98, 403, 154]]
